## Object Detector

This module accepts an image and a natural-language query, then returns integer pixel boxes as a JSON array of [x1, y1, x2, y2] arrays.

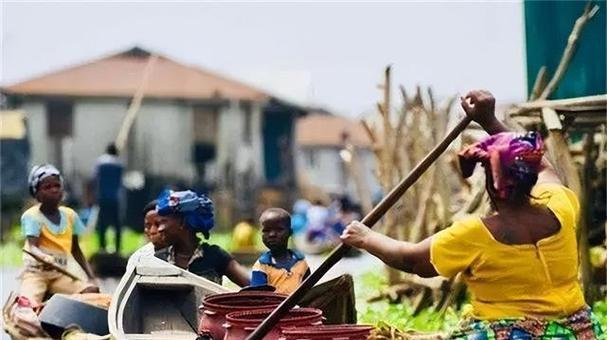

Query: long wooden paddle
[[23, 249, 81, 281], [246, 115, 473, 340]]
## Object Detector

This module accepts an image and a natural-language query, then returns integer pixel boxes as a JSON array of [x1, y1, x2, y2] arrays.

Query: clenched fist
[[340, 220, 373, 249], [460, 90, 496, 127]]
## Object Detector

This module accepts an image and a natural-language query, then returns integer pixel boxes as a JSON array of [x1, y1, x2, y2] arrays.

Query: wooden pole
[[340, 141, 373, 215], [115, 54, 159, 152], [246, 116, 472, 340], [23, 249, 81, 281], [581, 132, 601, 303], [538, 3, 599, 100], [542, 108, 582, 196]]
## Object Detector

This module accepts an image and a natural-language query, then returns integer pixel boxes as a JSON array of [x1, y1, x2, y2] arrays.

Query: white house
[[2, 47, 305, 221]]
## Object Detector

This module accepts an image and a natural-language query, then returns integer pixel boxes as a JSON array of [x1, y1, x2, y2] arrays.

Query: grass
[[0, 242, 24, 267], [354, 270, 607, 334], [594, 300, 607, 330], [0, 228, 147, 267], [0, 225, 256, 268], [354, 270, 460, 332]]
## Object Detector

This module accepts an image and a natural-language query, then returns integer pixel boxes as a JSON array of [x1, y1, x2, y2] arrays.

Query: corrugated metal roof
[[2, 47, 269, 101], [296, 113, 372, 147]]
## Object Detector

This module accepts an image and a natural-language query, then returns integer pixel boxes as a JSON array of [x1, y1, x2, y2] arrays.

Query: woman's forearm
[[226, 260, 251, 287], [341, 221, 437, 277], [72, 242, 95, 280], [361, 230, 414, 272], [480, 118, 509, 135], [74, 253, 95, 279]]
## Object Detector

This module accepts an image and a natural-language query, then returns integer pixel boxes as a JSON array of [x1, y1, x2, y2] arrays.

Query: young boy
[[251, 208, 310, 294], [19, 164, 98, 306]]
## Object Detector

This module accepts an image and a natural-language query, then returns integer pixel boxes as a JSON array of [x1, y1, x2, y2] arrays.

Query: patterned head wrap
[[156, 190, 215, 235], [458, 131, 544, 200], [28, 164, 63, 197]]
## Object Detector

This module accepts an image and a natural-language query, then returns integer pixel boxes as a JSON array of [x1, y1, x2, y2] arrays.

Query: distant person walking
[[95, 143, 123, 253]]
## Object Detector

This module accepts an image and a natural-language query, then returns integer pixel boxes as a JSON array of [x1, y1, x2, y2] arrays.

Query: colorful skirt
[[449, 307, 604, 339]]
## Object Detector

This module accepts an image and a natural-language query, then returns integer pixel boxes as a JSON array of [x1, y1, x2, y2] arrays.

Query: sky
[[1, 1, 527, 117]]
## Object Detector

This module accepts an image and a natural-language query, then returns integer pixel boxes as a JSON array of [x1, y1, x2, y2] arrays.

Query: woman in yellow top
[[340, 90, 603, 339]]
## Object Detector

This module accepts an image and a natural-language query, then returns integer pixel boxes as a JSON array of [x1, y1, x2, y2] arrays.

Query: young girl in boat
[[126, 200, 167, 269], [19, 164, 99, 306], [340, 90, 604, 339], [154, 189, 250, 287]]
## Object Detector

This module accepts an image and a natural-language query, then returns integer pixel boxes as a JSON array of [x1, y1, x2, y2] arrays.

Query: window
[[193, 106, 218, 143], [192, 105, 218, 166], [306, 149, 318, 168], [46, 99, 73, 137], [241, 101, 252, 144]]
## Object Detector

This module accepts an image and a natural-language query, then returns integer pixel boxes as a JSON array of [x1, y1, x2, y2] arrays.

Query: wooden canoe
[[3, 292, 111, 340], [107, 256, 232, 340], [3, 291, 51, 340], [299, 274, 357, 324]]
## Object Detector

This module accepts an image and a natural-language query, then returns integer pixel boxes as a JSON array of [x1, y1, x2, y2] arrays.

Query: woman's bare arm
[[340, 221, 438, 278], [71, 236, 97, 281], [225, 259, 251, 287]]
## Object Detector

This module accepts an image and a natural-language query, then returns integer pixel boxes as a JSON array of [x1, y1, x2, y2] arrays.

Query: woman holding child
[[340, 90, 603, 339]]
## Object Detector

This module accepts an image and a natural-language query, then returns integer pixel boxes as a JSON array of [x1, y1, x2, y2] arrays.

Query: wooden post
[[23, 249, 80, 281], [542, 108, 582, 196], [115, 54, 159, 152], [340, 141, 373, 215], [581, 132, 601, 303], [378, 66, 402, 284]]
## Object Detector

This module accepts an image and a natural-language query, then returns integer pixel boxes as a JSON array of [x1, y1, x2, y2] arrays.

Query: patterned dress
[[450, 307, 603, 339]]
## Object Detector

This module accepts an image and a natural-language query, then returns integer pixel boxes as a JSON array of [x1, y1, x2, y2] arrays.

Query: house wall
[[215, 100, 264, 187], [21, 96, 273, 206], [72, 100, 128, 179], [22, 99, 197, 195], [296, 146, 380, 202], [132, 101, 196, 181], [22, 101, 47, 167]]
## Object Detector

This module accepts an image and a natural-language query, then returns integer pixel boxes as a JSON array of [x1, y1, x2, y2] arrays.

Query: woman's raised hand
[[460, 90, 496, 126], [340, 220, 372, 249]]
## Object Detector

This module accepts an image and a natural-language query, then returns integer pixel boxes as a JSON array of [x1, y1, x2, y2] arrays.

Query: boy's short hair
[[259, 208, 291, 230], [142, 200, 157, 217]]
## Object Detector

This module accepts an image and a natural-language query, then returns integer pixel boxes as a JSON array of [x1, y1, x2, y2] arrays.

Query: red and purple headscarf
[[458, 131, 544, 200]]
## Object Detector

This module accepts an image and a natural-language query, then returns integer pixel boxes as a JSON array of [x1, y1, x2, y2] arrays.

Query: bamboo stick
[[23, 249, 80, 281], [115, 54, 159, 152], [510, 94, 607, 115], [246, 116, 472, 340], [581, 132, 601, 303], [538, 3, 599, 100], [529, 66, 547, 101]]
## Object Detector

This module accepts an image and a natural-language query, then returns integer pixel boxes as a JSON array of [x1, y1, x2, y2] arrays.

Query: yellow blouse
[[430, 183, 585, 320], [21, 205, 84, 255]]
